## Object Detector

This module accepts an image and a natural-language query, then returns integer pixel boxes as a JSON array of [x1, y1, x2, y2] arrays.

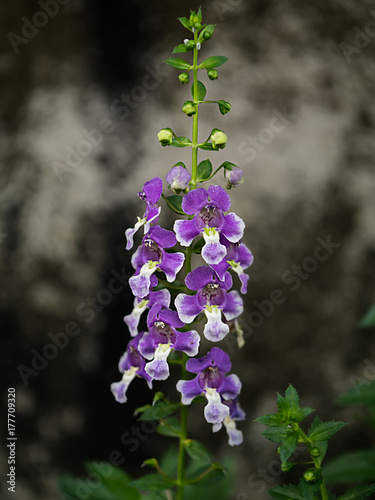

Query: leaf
[[184, 440, 211, 464], [191, 81, 207, 101], [58, 475, 124, 500], [196, 159, 212, 182], [285, 385, 300, 412], [308, 421, 346, 442], [300, 474, 322, 500], [359, 304, 375, 328], [84, 462, 140, 499], [171, 136, 192, 148], [130, 474, 175, 491], [172, 44, 192, 54], [187, 465, 226, 487], [323, 450, 375, 484], [178, 17, 192, 31], [164, 194, 185, 215], [220, 161, 237, 171], [157, 417, 181, 437], [336, 380, 375, 406], [164, 57, 191, 70], [255, 413, 285, 427], [137, 400, 181, 421], [307, 417, 328, 462], [160, 447, 179, 477], [198, 24, 216, 42], [154, 278, 186, 292], [280, 433, 299, 464], [262, 426, 288, 443], [268, 484, 304, 500], [293, 407, 315, 423], [338, 484, 375, 500], [199, 56, 228, 69], [277, 393, 288, 414], [198, 143, 215, 151]]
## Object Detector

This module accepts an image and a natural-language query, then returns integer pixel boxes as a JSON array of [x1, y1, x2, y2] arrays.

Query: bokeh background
[[1, 0, 375, 499]]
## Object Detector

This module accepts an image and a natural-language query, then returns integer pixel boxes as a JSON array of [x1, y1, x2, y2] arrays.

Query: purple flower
[[129, 225, 185, 298], [125, 177, 163, 250], [166, 165, 191, 192], [124, 288, 171, 337], [212, 397, 245, 446], [211, 238, 254, 294], [175, 266, 243, 342], [173, 185, 245, 265], [111, 332, 153, 404], [176, 347, 242, 424], [224, 166, 244, 189], [138, 304, 200, 380]]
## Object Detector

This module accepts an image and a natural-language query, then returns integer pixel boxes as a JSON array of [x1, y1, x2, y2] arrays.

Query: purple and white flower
[[176, 347, 241, 424], [139, 304, 200, 380], [124, 288, 171, 337], [175, 266, 243, 342], [212, 397, 245, 446], [211, 238, 254, 294], [110, 332, 152, 404], [166, 165, 191, 192], [129, 225, 185, 298], [125, 177, 163, 250], [173, 185, 245, 265]]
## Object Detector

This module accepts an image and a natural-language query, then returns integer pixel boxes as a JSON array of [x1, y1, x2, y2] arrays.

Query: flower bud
[[281, 462, 294, 472], [310, 447, 321, 458], [182, 100, 197, 117], [185, 40, 196, 50], [218, 100, 231, 115], [286, 425, 294, 435], [203, 30, 212, 40], [211, 129, 227, 150], [224, 166, 244, 189], [166, 165, 191, 192], [207, 69, 218, 80], [157, 128, 173, 146], [304, 470, 316, 483], [179, 72, 190, 84]]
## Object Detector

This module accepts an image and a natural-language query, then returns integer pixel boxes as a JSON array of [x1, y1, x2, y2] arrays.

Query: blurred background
[[1, 0, 375, 499]]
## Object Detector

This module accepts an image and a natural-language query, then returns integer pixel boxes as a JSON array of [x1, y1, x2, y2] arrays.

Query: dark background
[[1, 0, 375, 499]]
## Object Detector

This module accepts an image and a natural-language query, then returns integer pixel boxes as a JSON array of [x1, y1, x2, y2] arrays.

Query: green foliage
[[191, 80, 207, 101], [268, 484, 305, 500], [336, 380, 375, 406], [171, 136, 192, 147], [199, 56, 228, 69], [196, 159, 213, 182], [337, 484, 375, 500], [184, 439, 211, 464], [156, 417, 181, 437], [164, 57, 191, 70], [308, 421, 346, 442], [359, 304, 375, 328], [163, 194, 185, 215], [173, 43, 193, 54], [136, 399, 181, 421], [323, 450, 375, 484], [130, 474, 176, 491]]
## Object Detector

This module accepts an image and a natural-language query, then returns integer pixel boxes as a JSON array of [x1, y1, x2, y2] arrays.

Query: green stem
[[176, 32, 200, 500]]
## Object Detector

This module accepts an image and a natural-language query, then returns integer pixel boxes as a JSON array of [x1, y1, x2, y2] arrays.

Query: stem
[[176, 32, 200, 500]]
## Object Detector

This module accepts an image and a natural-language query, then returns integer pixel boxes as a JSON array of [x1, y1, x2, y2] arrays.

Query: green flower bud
[[211, 129, 227, 149], [157, 128, 173, 146], [203, 30, 213, 40], [281, 462, 294, 472], [179, 72, 190, 84], [310, 447, 321, 458], [304, 470, 316, 483], [218, 100, 231, 115], [185, 40, 196, 50], [286, 425, 294, 436], [207, 69, 218, 80], [277, 446, 281, 455], [182, 100, 197, 117]]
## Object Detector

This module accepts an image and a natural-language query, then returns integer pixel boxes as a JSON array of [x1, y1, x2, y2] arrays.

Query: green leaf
[[130, 474, 175, 491], [171, 136, 192, 148], [277, 392, 288, 414], [172, 44, 192, 54], [338, 484, 375, 500], [137, 400, 181, 421], [199, 56, 228, 69], [220, 161, 237, 171], [293, 407, 315, 423], [196, 159, 212, 182], [196, 7, 202, 23], [280, 433, 299, 464], [198, 143, 215, 151], [154, 278, 186, 292], [157, 417, 181, 437], [308, 421, 346, 442], [360, 304, 375, 328], [336, 380, 375, 406], [84, 462, 140, 499], [198, 24, 215, 42], [164, 57, 191, 70], [323, 450, 375, 484], [58, 475, 127, 500], [268, 484, 304, 500], [191, 80, 207, 101], [300, 473, 322, 500], [187, 465, 226, 487], [285, 384, 300, 411], [308, 417, 328, 462], [262, 426, 288, 443], [160, 447, 179, 477], [164, 194, 185, 215], [178, 17, 192, 31], [184, 440, 211, 464], [255, 413, 285, 427]]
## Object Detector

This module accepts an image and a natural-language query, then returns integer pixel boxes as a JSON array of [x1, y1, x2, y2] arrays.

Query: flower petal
[[203, 305, 230, 342], [125, 217, 146, 251], [175, 293, 202, 323], [223, 417, 243, 446], [148, 225, 176, 248], [145, 344, 171, 380], [208, 185, 231, 212], [185, 265, 215, 291], [124, 298, 149, 337], [204, 387, 230, 424], [148, 289, 171, 309], [186, 346, 231, 374], [202, 231, 227, 265], [138, 332, 156, 360], [159, 251, 185, 282], [222, 291, 243, 321], [174, 218, 200, 247], [181, 188, 208, 215], [221, 213, 245, 243], [129, 261, 158, 298], [177, 377, 203, 404], [142, 177, 163, 204], [144, 207, 161, 234], [110, 366, 139, 404], [220, 374, 242, 400], [173, 329, 200, 357]]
